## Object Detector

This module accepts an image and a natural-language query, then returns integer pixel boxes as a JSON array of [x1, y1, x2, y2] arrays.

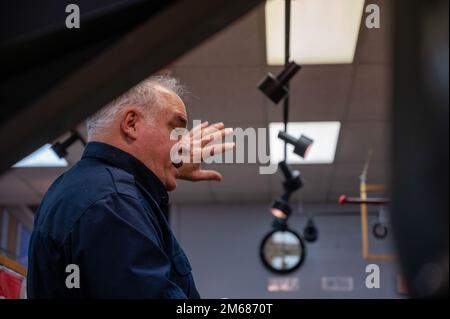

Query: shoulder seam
[[105, 166, 119, 194], [104, 166, 139, 199]]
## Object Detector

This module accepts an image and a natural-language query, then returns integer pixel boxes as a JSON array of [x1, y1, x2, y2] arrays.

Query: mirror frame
[[259, 228, 306, 274]]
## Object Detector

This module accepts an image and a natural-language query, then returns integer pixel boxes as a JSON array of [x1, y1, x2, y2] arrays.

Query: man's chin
[[165, 178, 177, 192]]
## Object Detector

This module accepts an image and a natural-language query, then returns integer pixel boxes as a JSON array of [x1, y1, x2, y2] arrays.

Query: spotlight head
[[303, 218, 318, 243], [258, 61, 301, 104], [277, 131, 313, 158], [51, 142, 68, 158], [271, 217, 288, 231], [278, 161, 303, 193], [270, 198, 291, 231], [270, 197, 292, 220], [51, 130, 86, 159]]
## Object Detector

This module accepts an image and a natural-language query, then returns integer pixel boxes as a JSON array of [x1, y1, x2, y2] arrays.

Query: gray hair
[[86, 75, 185, 137]]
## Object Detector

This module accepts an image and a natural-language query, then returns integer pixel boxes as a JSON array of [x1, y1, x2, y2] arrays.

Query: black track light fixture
[[51, 130, 86, 159], [303, 218, 319, 243], [278, 160, 303, 196], [258, 61, 301, 104], [278, 131, 313, 158]]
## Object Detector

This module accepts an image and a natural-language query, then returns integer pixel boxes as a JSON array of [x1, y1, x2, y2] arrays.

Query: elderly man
[[27, 76, 233, 298]]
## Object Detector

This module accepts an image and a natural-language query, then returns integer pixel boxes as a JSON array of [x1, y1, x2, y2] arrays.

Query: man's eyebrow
[[173, 114, 187, 128]]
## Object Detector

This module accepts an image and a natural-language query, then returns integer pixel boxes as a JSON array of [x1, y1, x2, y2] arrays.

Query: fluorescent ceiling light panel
[[13, 144, 68, 168], [265, 0, 365, 65], [269, 121, 341, 164]]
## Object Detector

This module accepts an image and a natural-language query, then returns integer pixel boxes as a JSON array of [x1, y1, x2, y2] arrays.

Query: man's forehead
[[155, 85, 183, 105], [156, 85, 185, 108], [155, 90, 187, 124]]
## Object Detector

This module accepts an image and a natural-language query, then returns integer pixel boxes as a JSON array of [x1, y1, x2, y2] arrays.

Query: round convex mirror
[[260, 228, 305, 273]]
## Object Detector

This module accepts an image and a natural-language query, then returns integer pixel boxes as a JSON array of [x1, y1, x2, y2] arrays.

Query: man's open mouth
[[172, 161, 183, 169]]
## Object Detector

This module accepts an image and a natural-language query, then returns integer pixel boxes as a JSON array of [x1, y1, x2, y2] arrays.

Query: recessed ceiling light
[[265, 0, 365, 65], [13, 144, 68, 168], [269, 121, 341, 164]]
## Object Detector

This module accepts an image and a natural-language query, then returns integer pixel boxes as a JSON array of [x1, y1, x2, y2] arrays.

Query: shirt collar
[[81, 141, 169, 207]]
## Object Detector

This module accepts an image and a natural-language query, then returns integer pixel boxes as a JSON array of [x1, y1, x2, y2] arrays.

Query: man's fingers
[[192, 122, 224, 140], [203, 122, 225, 136], [190, 121, 209, 139], [202, 142, 236, 158], [200, 127, 233, 147], [191, 169, 223, 182]]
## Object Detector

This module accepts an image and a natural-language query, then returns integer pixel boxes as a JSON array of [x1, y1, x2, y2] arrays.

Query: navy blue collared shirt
[[27, 142, 200, 299]]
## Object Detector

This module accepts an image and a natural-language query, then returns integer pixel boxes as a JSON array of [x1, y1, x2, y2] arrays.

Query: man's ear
[[120, 108, 140, 140]]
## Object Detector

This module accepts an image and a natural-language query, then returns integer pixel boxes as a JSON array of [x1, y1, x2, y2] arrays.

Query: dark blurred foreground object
[[393, 0, 449, 298]]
